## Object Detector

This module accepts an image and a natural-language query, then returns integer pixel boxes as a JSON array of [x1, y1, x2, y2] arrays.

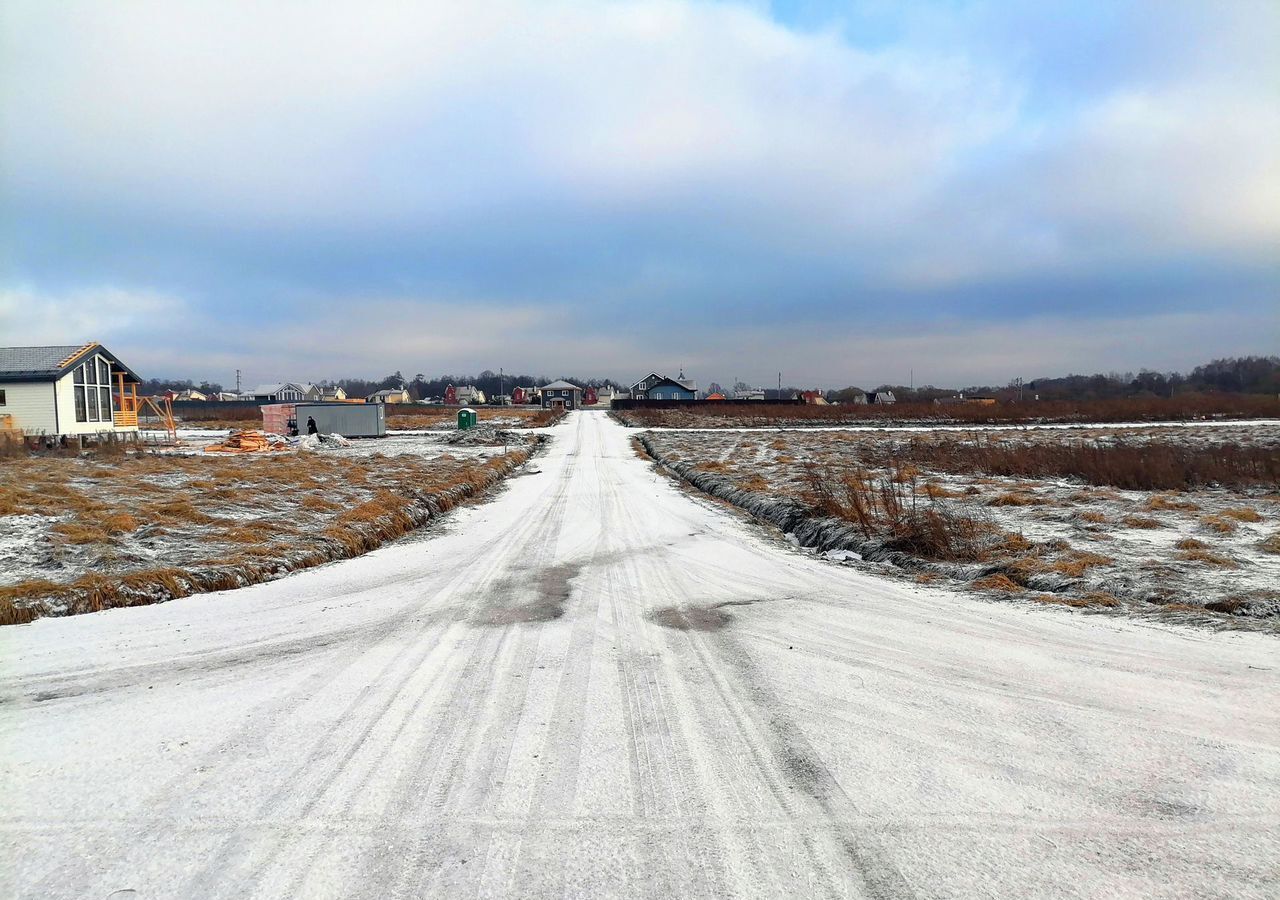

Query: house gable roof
[[252, 382, 312, 395], [540, 380, 583, 391], [630, 372, 665, 390], [638, 375, 694, 393], [0, 342, 141, 384]]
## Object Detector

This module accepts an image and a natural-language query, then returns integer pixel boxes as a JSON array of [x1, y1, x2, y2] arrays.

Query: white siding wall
[[1, 381, 59, 435]]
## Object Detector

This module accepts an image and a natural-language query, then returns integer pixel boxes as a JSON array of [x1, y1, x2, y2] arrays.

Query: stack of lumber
[[204, 430, 290, 453]]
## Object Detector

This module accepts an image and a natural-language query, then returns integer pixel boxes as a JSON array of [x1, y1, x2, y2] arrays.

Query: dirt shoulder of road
[[635, 425, 1280, 630], [1, 437, 542, 624]]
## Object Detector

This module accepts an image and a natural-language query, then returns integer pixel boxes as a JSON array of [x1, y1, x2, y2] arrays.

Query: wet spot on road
[[477, 563, 581, 626], [647, 605, 732, 632]]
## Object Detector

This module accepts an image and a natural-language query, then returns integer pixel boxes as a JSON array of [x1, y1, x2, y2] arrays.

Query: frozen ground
[[2, 412, 1278, 898], [638, 424, 1280, 622], [0, 435, 531, 608]]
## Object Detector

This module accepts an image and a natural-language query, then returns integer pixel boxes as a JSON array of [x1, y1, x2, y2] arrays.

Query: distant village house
[[540, 380, 583, 410], [252, 382, 322, 403], [367, 388, 410, 404], [630, 372, 697, 401]]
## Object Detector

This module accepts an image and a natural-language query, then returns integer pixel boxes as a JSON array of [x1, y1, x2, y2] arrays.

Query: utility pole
[[235, 369, 241, 394], [778, 372, 782, 397], [500, 367, 504, 405]]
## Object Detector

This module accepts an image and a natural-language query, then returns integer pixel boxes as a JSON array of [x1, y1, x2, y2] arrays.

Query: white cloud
[[0, 286, 185, 345]]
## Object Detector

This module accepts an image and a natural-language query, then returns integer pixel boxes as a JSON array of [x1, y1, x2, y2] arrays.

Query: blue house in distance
[[630, 372, 697, 400]]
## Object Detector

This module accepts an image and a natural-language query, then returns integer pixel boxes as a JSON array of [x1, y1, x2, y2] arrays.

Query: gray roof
[[0, 343, 141, 384], [0, 345, 89, 376], [541, 380, 583, 391]]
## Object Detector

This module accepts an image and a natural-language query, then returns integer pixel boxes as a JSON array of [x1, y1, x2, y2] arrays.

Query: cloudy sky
[[2, 1, 1276, 389]]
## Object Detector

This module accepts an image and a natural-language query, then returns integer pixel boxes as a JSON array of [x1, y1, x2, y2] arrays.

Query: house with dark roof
[[539, 380, 583, 410], [629, 372, 697, 400], [0, 342, 143, 439]]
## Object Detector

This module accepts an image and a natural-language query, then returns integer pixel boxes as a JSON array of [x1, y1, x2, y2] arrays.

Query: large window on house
[[72, 355, 116, 423], [74, 362, 87, 422], [86, 375, 99, 420]]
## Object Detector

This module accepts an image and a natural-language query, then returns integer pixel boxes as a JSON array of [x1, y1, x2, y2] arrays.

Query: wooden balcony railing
[[113, 410, 139, 428]]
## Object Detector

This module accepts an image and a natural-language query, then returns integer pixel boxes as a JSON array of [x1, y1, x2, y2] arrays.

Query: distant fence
[[170, 400, 260, 420], [610, 398, 805, 410]]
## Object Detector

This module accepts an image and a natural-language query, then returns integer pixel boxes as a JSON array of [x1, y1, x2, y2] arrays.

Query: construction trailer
[[261, 401, 386, 438]]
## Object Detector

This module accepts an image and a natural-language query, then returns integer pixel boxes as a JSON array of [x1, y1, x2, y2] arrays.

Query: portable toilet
[[458, 407, 477, 430]]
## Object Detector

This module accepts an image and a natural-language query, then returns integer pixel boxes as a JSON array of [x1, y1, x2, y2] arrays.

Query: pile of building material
[[298, 432, 353, 451], [203, 430, 291, 453], [442, 425, 526, 447]]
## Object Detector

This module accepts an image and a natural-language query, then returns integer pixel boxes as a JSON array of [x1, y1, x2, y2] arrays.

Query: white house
[[0, 343, 143, 439], [367, 388, 411, 404], [456, 385, 487, 405], [251, 382, 322, 403]]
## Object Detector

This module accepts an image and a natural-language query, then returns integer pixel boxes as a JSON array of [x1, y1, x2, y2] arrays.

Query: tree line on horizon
[[139, 355, 1278, 403]]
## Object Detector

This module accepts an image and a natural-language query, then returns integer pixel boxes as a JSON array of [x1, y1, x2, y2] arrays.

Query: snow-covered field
[[1, 412, 1277, 898], [636, 423, 1280, 624]]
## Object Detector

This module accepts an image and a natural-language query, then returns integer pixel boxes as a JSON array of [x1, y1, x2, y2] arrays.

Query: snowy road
[[2, 412, 1278, 898]]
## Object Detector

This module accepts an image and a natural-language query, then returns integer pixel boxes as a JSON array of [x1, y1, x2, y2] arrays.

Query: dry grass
[[1175, 537, 1208, 550], [1220, 506, 1263, 522], [1146, 494, 1200, 512], [1177, 548, 1238, 567], [971, 573, 1023, 593], [1200, 515, 1239, 535], [801, 462, 993, 561], [1121, 515, 1164, 529], [1259, 533, 1280, 555], [989, 491, 1048, 507], [1076, 510, 1108, 524], [1031, 591, 1120, 608], [1050, 551, 1114, 577], [1, 441, 537, 624], [616, 393, 1280, 429]]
